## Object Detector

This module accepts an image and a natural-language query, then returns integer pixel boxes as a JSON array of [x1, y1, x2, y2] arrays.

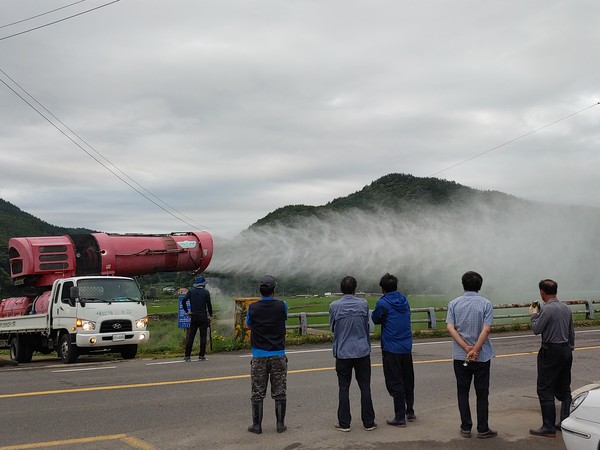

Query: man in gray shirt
[[529, 279, 574, 438], [446, 271, 497, 439], [329, 276, 376, 432]]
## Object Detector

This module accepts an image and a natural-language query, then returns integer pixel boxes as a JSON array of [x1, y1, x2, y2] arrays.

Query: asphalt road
[[0, 328, 598, 450]]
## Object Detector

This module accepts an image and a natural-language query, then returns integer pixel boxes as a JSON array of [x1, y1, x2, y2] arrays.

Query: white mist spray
[[210, 197, 600, 300]]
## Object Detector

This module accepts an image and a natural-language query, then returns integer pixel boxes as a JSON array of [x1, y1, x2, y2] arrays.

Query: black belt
[[542, 342, 569, 346]]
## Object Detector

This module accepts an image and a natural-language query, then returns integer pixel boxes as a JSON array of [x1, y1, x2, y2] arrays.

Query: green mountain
[[215, 172, 600, 296], [250, 173, 523, 229]]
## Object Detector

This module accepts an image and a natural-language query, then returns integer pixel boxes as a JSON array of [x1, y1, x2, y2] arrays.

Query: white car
[[562, 385, 600, 450]]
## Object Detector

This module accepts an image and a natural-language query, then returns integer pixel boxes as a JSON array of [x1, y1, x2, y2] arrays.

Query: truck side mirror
[[69, 286, 85, 307]]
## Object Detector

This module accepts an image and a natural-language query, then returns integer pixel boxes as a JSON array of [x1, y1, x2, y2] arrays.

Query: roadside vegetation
[[1, 291, 596, 360], [141, 292, 600, 359]]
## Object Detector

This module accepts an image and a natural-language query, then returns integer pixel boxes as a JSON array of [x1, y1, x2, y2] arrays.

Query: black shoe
[[247, 424, 261, 434], [529, 427, 556, 438], [334, 424, 350, 432], [477, 429, 498, 439], [460, 429, 471, 438], [386, 418, 406, 427], [406, 413, 416, 422], [364, 423, 377, 431], [198, 356, 206, 361], [183, 357, 191, 362]]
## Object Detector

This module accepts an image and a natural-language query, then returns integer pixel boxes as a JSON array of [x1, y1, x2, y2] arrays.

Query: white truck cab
[[0, 276, 149, 364], [52, 276, 149, 363]]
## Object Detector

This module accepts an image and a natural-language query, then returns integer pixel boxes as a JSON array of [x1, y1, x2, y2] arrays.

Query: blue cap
[[194, 276, 207, 285]]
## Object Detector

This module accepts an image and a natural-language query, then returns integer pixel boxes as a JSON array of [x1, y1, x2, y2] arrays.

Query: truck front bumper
[[76, 331, 150, 348]]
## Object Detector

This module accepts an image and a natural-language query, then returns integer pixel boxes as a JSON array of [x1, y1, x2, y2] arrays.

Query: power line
[[429, 101, 600, 177], [0, 68, 208, 231], [0, 0, 119, 41], [0, 0, 88, 30], [0, 69, 210, 232]]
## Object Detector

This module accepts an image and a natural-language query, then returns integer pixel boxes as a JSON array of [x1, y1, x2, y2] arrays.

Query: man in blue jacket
[[372, 273, 415, 427], [182, 276, 212, 361]]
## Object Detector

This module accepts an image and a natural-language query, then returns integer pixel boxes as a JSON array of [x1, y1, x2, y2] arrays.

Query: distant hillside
[[214, 172, 600, 296], [250, 173, 525, 229], [0, 198, 93, 294]]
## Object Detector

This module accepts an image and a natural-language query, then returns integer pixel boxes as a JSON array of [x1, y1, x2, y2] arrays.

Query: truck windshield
[[77, 279, 142, 303]]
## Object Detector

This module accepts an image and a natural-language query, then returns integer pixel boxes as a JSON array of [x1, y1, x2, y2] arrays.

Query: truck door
[[53, 280, 77, 330]]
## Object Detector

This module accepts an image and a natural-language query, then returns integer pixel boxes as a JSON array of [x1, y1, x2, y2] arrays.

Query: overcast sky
[[1, 1, 599, 239]]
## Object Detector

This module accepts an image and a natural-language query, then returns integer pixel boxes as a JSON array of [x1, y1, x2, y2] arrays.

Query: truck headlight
[[135, 317, 148, 329], [76, 319, 96, 331]]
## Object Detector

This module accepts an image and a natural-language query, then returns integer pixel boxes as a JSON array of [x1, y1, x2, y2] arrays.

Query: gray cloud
[[0, 0, 599, 239]]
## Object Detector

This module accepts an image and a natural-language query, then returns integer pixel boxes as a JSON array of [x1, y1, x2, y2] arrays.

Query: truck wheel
[[10, 336, 33, 363], [120, 345, 138, 359], [59, 333, 79, 364]]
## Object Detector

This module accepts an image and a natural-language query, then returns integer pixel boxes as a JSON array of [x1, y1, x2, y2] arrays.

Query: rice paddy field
[[147, 291, 599, 336]]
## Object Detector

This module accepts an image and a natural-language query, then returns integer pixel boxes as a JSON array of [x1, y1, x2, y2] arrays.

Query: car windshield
[[77, 279, 142, 302]]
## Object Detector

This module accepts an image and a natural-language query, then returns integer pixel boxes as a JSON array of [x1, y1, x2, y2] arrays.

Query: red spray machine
[[8, 231, 214, 288], [1, 231, 213, 362]]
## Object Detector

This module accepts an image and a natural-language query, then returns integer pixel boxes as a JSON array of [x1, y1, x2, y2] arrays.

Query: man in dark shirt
[[529, 279, 575, 438], [246, 275, 288, 434], [182, 276, 212, 361]]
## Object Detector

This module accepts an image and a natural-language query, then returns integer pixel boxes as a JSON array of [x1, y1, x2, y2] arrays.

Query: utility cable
[[0, 0, 88, 29], [0, 0, 119, 41], [429, 101, 600, 177], [0, 72, 209, 232], [0, 68, 209, 232]]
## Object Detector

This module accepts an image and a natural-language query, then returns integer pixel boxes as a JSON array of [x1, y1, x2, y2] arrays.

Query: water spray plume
[[210, 196, 600, 298]]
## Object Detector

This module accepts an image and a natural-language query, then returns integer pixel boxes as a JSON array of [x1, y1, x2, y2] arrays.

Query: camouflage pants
[[250, 356, 287, 402]]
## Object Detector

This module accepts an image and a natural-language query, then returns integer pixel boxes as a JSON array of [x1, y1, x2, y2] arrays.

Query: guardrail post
[[427, 307, 437, 330], [586, 300, 595, 320], [300, 312, 308, 336]]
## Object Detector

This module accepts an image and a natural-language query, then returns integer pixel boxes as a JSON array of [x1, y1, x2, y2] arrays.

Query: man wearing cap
[[182, 276, 212, 361], [246, 275, 288, 434]]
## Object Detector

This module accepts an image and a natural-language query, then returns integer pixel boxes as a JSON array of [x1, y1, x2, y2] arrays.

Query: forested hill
[[250, 173, 524, 229], [0, 198, 92, 290]]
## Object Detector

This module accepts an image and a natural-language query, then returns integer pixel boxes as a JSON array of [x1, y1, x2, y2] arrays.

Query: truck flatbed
[[0, 314, 49, 334]]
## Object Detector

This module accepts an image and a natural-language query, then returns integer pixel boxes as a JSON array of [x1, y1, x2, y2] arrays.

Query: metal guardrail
[[287, 299, 600, 336]]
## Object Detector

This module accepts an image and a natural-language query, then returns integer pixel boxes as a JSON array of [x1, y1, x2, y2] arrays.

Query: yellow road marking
[[1, 345, 598, 401], [0, 433, 158, 450], [0, 374, 249, 399], [121, 436, 159, 450]]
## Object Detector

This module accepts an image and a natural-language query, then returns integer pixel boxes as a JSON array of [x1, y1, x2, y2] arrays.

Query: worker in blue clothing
[[372, 273, 416, 427], [246, 275, 288, 434], [182, 276, 212, 361]]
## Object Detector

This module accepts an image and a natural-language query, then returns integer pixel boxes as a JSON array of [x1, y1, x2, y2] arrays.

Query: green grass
[[138, 294, 600, 358]]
